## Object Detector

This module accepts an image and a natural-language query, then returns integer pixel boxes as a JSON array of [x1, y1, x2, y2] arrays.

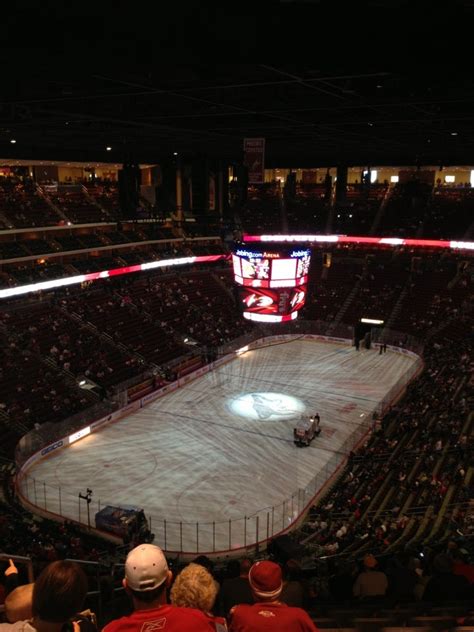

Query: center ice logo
[[229, 392, 305, 421]]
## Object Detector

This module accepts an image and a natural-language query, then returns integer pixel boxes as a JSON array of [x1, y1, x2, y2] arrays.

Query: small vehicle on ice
[[95, 504, 152, 543], [293, 414, 321, 446]]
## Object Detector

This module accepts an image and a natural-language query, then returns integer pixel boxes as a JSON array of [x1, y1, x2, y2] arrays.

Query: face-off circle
[[229, 392, 306, 421]]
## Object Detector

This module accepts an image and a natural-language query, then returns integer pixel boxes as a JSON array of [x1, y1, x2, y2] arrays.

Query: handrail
[[0, 554, 34, 583]]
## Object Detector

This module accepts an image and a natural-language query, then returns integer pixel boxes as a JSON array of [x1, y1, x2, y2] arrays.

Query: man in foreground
[[103, 544, 214, 632]]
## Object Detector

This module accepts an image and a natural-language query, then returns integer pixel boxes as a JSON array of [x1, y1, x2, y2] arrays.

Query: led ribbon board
[[242, 234, 474, 251], [0, 255, 229, 300], [3, 234, 472, 302]]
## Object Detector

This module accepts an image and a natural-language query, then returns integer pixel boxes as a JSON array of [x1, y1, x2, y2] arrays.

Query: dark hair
[[129, 583, 167, 604], [226, 560, 240, 578], [193, 555, 213, 572], [32, 561, 88, 623]]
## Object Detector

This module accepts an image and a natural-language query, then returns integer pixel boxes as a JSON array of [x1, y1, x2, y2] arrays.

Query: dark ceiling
[[3, 2, 474, 168]]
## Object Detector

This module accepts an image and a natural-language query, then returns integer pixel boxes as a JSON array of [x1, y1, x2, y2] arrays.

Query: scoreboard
[[232, 247, 311, 322]]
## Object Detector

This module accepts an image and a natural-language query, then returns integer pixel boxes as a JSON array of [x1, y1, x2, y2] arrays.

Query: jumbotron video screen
[[232, 246, 311, 322]]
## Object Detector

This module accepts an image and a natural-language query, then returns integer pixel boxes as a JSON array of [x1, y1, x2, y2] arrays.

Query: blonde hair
[[170, 563, 217, 613]]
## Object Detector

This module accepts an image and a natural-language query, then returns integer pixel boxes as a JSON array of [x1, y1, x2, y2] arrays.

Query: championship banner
[[244, 138, 265, 184]]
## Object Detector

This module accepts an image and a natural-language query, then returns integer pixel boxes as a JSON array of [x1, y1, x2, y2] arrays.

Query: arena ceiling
[[3, 1, 474, 168]]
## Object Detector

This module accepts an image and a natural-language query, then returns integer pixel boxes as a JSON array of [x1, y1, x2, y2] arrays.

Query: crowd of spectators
[[0, 172, 473, 242], [342, 253, 411, 324], [422, 185, 474, 239], [3, 540, 474, 631], [1, 305, 146, 391], [0, 263, 253, 457], [303, 258, 365, 323], [1, 545, 322, 631], [0, 237, 224, 290], [0, 329, 93, 432], [238, 183, 284, 234], [297, 328, 474, 565], [50, 188, 109, 224], [236, 178, 474, 240], [0, 180, 62, 228], [0, 500, 115, 566]]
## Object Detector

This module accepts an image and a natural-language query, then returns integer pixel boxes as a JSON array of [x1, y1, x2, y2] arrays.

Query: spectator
[[218, 560, 253, 616], [386, 552, 418, 602], [103, 544, 213, 632], [353, 554, 388, 600], [4, 584, 34, 623], [329, 560, 358, 602], [0, 560, 88, 632], [452, 549, 474, 584], [422, 553, 472, 602], [229, 560, 317, 631], [280, 560, 304, 608], [3, 560, 20, 598], [170, 563, 226, 630]]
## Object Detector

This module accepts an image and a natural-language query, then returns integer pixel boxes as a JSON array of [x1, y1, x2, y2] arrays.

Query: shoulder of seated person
[[0, 622, 36, 632]]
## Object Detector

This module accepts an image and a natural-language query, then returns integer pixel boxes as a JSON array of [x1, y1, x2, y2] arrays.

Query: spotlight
[[173, 152, 178, 156], [106, 146, 112, 151], [10, 139, 16, 144]]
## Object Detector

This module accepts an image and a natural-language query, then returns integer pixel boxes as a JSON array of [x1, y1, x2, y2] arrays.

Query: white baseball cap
[[125, 544, 169, 591]]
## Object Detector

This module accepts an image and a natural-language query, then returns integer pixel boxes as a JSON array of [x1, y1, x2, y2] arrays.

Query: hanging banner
[[244, 138, 265, 184]]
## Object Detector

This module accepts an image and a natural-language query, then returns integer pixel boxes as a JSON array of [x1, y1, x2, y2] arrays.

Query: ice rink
[[19, 339, 420, 552]]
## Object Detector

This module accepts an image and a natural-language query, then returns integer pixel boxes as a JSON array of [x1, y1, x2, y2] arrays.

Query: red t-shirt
[[205, 612, 228, 630], [453, 560, 474, 584], [229, 602, 318, 632], [103, 604, 215, 632]]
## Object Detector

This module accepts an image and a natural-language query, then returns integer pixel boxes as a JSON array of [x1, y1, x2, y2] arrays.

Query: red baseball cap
[[248, 561, 283, 599]]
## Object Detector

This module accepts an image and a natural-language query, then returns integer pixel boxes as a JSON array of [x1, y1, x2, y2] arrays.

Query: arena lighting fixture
[[360, 317, 384, 325], [69, 426, 91, 445], [10, 139, 16, 144], [106, 146, 112, 151]]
